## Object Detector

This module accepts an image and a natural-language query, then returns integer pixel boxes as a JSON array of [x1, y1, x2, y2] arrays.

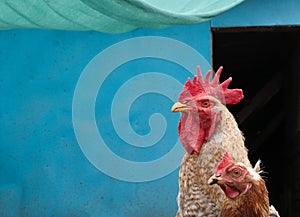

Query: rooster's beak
[[208, 174, 223, 185], [171, 102, 192, 112]]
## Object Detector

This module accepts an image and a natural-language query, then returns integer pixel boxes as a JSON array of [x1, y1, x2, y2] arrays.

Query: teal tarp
[[0, 0, 245, 33]]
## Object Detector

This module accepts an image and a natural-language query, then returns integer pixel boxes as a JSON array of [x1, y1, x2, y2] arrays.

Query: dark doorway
[[212, 26, 300, 217]]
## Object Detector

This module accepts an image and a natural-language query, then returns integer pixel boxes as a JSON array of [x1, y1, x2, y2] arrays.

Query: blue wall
[[0, 24, 210, 217]]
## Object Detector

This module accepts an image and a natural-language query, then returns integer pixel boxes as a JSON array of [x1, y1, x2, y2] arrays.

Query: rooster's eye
[[201, 101, 210, 107]]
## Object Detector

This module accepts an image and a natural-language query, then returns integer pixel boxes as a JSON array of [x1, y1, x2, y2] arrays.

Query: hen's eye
[[233, 170, 241, 177], [201, 101, 210, 107]]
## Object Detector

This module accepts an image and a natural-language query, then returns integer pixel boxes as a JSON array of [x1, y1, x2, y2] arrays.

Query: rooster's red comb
[[179, 66, 244, 104], [216, 152, 233, 172]]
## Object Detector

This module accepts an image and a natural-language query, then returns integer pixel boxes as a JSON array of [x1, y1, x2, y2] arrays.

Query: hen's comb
[[180, 66, 244, 104], [216, 152, 233, 172]]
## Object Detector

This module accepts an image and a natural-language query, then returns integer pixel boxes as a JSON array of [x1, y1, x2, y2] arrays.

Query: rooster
[[171, 66, 252, 217], [208, 152, 280, 217]]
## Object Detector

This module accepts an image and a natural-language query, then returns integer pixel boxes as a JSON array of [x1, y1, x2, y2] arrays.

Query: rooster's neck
[[177, 104, 252, 217]]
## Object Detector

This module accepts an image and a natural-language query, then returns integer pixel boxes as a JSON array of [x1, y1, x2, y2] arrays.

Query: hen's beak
[[208, 174, 223, 185], [171, 102, 192, 112]]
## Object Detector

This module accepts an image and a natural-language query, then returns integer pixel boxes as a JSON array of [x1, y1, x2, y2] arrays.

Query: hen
[[208, 152, 280, 217], [171, 66, 251, 217]]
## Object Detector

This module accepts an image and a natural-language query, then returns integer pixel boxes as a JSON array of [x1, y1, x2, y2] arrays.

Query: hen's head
[[208, 152, 262, 200], [171, 66, 244, 154]]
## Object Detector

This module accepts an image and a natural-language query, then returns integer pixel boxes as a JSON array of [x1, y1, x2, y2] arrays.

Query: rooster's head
[[171, 66, 244, 154]]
